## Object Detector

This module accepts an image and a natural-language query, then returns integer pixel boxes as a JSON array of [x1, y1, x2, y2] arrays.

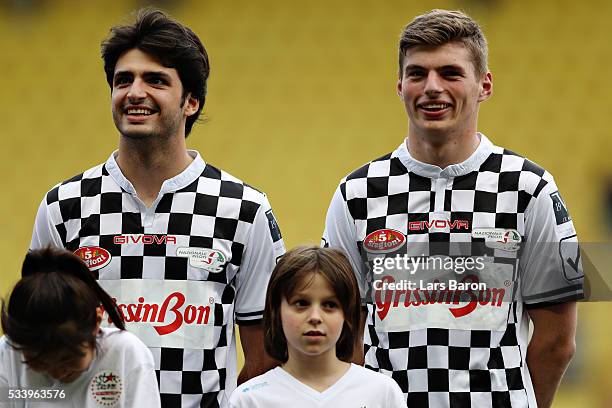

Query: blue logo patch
[[265, 209, 282, 242], [550, 191, 571, 225]]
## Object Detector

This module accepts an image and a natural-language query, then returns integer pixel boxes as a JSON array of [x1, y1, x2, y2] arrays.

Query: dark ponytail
[[1, 247, 125, 363]]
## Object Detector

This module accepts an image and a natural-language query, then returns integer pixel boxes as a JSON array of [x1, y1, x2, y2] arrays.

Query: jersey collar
[[105, 150, 206, 195], [392, 132, 493, 178]]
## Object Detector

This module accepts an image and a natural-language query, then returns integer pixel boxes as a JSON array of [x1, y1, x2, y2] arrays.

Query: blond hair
[[399, 9, 488, 76]]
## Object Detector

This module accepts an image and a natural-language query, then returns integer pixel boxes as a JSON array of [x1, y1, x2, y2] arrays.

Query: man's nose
[[127, 78, 147, 100], [424, 71, 443, 95]]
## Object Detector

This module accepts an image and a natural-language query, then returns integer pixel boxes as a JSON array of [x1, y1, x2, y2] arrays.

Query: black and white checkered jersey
[[323, 134, 583, 408], [31, 150, 286, 408]]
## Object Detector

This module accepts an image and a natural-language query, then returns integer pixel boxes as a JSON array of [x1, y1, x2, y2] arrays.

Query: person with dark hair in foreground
[[30, 8, 285, 408], [229, 246, 404, 407], [0, 247, 160, 407], [323, 9, 583, 408]]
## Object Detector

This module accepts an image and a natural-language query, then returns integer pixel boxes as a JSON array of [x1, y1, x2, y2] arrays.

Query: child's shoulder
[[347, 364, 400, 387], [99, 328, 154, 363], [232, 368, 277, 397], [101, 328, 140, 346], [346, 365, 405, 405], [229, 369, 278, 407]]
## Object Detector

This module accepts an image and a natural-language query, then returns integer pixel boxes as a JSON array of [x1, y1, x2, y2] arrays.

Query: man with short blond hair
[[324, 9, 582, 408]]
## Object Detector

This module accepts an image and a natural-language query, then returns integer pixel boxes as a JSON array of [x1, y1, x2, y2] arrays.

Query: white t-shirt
[[0, 328, 160, 408], [229, 364, 405, 407]]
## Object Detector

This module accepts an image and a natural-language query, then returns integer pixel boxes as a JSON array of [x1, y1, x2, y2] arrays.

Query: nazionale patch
[[550, 191, 571, 225], [90, 370, 122, 407], [176, 247, 227, 273], [472, 228, 522, 252], [363, 229, 406, 253], [265, 209, 282, 242]]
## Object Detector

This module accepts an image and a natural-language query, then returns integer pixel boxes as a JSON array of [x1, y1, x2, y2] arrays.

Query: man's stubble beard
[[114, 110, 184, 143]]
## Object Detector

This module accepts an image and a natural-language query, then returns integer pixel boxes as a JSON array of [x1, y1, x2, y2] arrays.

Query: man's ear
[[184, 93, 200, 116], [478, 72, 493, 102]]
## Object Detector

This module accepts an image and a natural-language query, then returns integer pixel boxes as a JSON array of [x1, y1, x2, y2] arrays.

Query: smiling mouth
[[417, 103, 452, 112], [125, 108, 157, 116]]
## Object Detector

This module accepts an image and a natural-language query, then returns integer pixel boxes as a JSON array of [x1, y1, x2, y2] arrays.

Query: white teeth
[[421, 104, 448, 109], [127, 108, 153, 115]]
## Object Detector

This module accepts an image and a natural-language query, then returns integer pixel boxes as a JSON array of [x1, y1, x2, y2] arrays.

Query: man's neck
[[406, 129, 480, 169], [116, 136, 193, 207]]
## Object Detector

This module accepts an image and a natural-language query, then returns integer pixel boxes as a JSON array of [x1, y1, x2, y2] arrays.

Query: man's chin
[[119, 129, 157, 140]]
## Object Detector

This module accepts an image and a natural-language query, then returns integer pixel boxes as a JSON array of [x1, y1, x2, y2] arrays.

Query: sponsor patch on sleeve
[[265, 209, 282, 242], [550, 191, 571, 225], [559, 235, 584, 281]]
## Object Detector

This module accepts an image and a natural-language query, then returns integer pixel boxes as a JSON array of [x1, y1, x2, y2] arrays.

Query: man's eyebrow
[[113, 71, 132, 80], [143, 71, 173, 80], [404, 64, 465, 72], [438, 64, 465, 71], [113, 70, 172, 79], [404, 64, 425, 71]]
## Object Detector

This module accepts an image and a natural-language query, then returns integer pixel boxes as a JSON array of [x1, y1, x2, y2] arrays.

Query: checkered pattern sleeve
[[30, 193, 64, 249], [235, 195, 285, 324], [323, 183, 367, 300], [520, 174, 584, 305]]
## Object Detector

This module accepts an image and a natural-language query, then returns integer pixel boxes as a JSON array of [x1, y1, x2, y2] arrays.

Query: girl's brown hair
[[1, 247, 125, 367], [264, 245, 361, 362]]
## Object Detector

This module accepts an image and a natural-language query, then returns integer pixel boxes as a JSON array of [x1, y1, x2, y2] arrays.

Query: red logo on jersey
[[103, 293, 212, 336], [74, 246, 111, 271], [374, 275, 504, 320], [363, 229, 406, 253], [113, 234, 177, 245], [408, 220, 469, 231]]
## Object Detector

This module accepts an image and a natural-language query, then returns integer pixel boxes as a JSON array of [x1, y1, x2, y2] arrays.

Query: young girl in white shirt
[[229, 245, 405, 407], [0, 247, 160, 408]]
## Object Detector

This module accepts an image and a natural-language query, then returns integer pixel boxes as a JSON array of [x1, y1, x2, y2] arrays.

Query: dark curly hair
[[101, 8, 210, 137]]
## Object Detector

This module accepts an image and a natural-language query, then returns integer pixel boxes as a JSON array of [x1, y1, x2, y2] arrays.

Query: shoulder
[[0, 336, 18, 360], [99, 328, 153, 365], [0, 336, 20, 385], [0, 335, 13, 358], [482, 146, 554, 198], [101, 328, 146, 349], [230, 369, 276, 403], [43, 162, 106, 206], [200, 163, 268, 206], [339, 152, 402, 200], [348, 364, 398, 387]]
